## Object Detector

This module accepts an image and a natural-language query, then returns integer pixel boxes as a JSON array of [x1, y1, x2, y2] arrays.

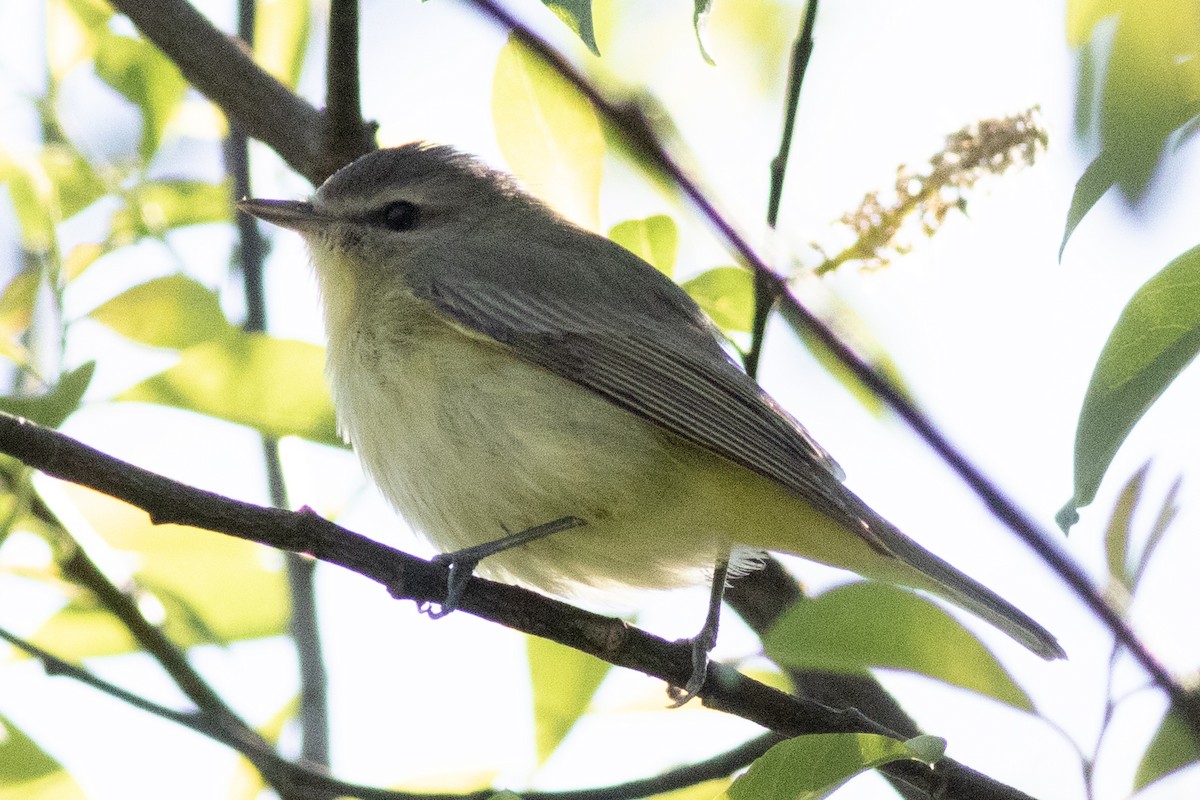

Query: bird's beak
[[237, 198, 328, 233]]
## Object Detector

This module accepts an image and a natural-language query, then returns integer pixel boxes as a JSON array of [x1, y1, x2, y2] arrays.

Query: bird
[[238, 142, 1064, 700]]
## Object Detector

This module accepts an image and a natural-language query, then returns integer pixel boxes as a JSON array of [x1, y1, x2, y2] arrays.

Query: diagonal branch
[[461, 0, 1200, 745], [107, 0, 326, 183], [0, 413, 1036, 799]]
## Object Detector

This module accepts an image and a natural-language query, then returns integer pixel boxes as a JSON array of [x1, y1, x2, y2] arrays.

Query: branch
[[461, 0, 1200, 744], [0, 618, 783, 800], [0, 414, 1037, 799], [106, 0, 324, 182], [222, 0, 332, 768], [107, 0, 374, 186], [0, 625, 351, 798], [323, 0, 376, 170]]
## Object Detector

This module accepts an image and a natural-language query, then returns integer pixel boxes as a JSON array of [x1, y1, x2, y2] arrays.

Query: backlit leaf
[[527, 636, 609, 762], [94, 31, 187, 161], [0, 269, 40, 340], [0, 362, 95, 429], [0, 145, 106, 252], [540, 1, 599, 55], [1068, 0, 1200, 203], [722, 733, 942, 800], [48, 0, 111, 80], [609, 215, 678, 277], [1058, 245, 1200, 530], [90, 275, 234, 349], [118, 333, 340, 446], [492, 37, 604, 228], [134, 179, 232, 234], [0, 715, 79, 796], [763, 582, 1034, 712], [38, 484, 290, 653], [255, 0, 311, 89], [682, 266, 754, 334], [1135, 705, 1200, 791], [1060, 151, 1117, 259], [1103, 464, 1146, 598], [693, 0, 716, 65]]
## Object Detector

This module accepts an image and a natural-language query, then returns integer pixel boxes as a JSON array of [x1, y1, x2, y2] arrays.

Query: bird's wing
[[410, 235, 1069, 660], [409, 233, 870, 529]]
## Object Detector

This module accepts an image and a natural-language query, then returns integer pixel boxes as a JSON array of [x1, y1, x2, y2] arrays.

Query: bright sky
[[2, 1, 1200, 799]]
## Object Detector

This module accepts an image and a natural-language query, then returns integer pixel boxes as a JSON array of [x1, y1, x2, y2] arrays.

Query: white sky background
[[1, 0, 1200, 798]]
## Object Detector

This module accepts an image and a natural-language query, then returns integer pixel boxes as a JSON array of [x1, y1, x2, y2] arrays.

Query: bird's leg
[[424, 515, 587, 618], [668, 556, 730, 706]]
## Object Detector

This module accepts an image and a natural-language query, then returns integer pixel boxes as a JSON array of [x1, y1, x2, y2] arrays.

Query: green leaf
[[693, 0, 716, 65], [129, 179, 232, 235], [0, 269, 40, 340], [38, 484, 290, 655], [1103, 464, 1147, 598], [0, 362, 94, 429], [64, 242, 104, 281], [527, 636, 609, 763], [118, 333, 341, 446], [1135, 705, 1200, 791], [1058, 244, 1200, 530], [0, 715, 80, 797], [763, 582, 1034, 712], [721, 733, 941, 800], [540, 1, 599, 56], [1059, 151, 1117, 260], [682, 266, 754, 334], [0, 145, 106, 252], [1068, 0, 1200, 203], [608, 215, 678, 277], [904, 734, 948, 763], [48, 0, 111, 80], [29, 601, 139, 660], [39, 143, 108, 222], [1136, 474, 1181, 588], [89, 275, 235, 349], [492, 37, 605, 228], [254, 0, 311, 89], [93, 31, 187, 161], [0, 164, 55, 254]]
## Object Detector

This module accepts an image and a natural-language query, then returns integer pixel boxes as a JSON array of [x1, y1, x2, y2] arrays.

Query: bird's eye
[[375, 200, 420, 232]]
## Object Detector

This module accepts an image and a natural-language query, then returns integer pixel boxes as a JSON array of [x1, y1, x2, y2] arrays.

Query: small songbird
[[239, 143, 1063, 699]]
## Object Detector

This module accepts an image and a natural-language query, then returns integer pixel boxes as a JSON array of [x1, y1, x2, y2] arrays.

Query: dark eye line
[[364, 199, 420, 232]]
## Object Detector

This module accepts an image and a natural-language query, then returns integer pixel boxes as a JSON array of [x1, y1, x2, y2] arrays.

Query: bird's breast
[[322, 295, 732, 595]]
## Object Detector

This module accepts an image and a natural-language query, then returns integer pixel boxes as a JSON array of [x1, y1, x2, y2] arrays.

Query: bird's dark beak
[[237, 198, 327, 233]]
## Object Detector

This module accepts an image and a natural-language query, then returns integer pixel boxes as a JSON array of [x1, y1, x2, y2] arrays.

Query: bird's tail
[[854, 506, 1065, 661]]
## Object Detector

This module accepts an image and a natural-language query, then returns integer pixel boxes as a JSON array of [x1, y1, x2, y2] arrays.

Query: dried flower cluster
[[812, 107, 1048, 275]]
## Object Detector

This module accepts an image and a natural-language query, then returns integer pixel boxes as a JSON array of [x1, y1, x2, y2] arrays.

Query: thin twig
[[462, 0, 1200, 744], [224, 0, 332, 769], [26, 494, 271, 754], [747, 0, 820, 378], [0, 618, 782, 800]]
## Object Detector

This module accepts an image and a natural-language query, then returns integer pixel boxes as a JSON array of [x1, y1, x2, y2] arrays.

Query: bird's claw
[[666, 637, 711, 707], [425, 553, 480, 618]]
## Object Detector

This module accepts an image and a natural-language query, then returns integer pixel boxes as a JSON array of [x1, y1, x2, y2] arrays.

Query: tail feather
[[870, 517, 1066, 660]]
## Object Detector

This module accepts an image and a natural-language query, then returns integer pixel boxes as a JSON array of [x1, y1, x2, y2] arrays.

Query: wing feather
[[419, 258, 865, 526]]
